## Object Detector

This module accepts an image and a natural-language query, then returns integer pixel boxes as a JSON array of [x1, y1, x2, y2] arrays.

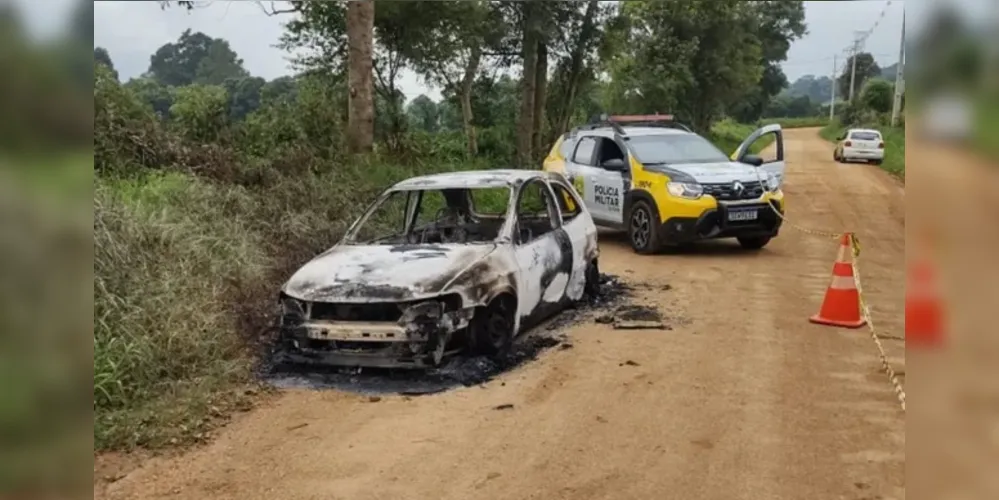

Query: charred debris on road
[[260, 273, 654, 395]]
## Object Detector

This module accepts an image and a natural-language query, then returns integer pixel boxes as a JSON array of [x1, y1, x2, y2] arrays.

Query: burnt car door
[[512, 178, 574, 330], [548, 178, 596, 301]]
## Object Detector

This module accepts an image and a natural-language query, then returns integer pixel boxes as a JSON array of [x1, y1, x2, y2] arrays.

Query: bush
[[861, 78, 894, 114], [709, 118, 774, 154], [759, 117, 830, 129], [169, 84, 230, 143], [94, 172, 267, 448]]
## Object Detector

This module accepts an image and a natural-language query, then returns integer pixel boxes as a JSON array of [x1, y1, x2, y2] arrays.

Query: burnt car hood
[[282, 243, 497, 303]]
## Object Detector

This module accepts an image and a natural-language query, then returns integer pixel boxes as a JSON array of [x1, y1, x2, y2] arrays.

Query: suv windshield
[[347, 186, 511, 245], [628, 134, 730, 165]]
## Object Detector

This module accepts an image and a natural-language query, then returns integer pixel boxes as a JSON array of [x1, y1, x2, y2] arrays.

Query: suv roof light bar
[[605, 114, 675, 122], [577, 113, 693, 134]]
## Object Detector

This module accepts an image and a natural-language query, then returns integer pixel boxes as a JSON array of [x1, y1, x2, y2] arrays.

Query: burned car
[[277, 170, 600, 368]]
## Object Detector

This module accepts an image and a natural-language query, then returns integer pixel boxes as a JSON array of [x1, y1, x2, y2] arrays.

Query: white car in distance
[[833, 128, 885, 165]]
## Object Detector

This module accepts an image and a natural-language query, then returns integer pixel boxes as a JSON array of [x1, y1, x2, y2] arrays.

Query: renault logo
[[732, 181, 745, 194]]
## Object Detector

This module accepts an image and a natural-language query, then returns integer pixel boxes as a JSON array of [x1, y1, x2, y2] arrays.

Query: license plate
[[728, 209, 758, 222]]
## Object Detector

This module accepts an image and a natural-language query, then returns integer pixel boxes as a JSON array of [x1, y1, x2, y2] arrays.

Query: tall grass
[[94, 173, 267, 448], [759, 116, 831, 129], [710, 118, 775, 154]]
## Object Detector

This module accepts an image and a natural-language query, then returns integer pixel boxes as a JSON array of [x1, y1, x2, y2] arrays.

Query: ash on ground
[[261, 273, 633, 395]]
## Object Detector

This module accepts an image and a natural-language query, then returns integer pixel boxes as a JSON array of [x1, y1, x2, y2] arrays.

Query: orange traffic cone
[[906, 256, 944, 346], [810, 233, 867, 329]]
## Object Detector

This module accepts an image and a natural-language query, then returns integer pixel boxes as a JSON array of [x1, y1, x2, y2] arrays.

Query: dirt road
[[99, 128, 906, 500]]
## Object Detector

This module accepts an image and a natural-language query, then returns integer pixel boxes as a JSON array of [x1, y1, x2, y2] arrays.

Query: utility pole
[[890, 13, 906, 127], [849, 31, 865, 101], [830, 54, 838, 121]]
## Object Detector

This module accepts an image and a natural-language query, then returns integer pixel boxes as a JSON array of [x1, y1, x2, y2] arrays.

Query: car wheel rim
[[631, 208, 650, 248]]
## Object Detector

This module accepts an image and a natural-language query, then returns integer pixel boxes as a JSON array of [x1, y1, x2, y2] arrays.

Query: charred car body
[[277, 170, 600, 368]]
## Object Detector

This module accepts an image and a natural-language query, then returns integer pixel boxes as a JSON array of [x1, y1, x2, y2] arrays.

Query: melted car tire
[[583, 259, 600, 298], [627, 200, 663, 255], [469, 295, 515, 357]]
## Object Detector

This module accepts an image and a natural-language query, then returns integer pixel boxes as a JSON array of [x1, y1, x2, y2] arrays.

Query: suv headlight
[[666, 182, 703, 199], [765, 174, 781, 193]]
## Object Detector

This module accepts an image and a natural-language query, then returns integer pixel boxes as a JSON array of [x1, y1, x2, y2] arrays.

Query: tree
[[605, 0, 764, 133], [148, 29, 214, 86], [281, 1, 374, 153], [147, 29, 247, 87], [728, 1, 807, 123], [125, 78, 174, 119], [406, 95, 440, 133], [516, 1, 542, 167], [194, 39, 249, 85], [860, 78, 893, 114], [785, 74, 835, 104], [838, 52, 881, 101], [260, 76, 298, 106], [393, 1, 506, 156], [346, 0, 375, 153], [94, 47, 118, 81], [169, 84, 229, 143], [548, 0, 603, 137], [223, 76, 265, 121]]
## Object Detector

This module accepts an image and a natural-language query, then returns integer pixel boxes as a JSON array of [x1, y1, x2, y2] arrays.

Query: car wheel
[[872, 160, 883, 166], [737, 236, 771, 250], [627, 200, 662, 254], [833, 150, 839, 162], [469, 295, 515, 357], [583, 259, 600, 298]]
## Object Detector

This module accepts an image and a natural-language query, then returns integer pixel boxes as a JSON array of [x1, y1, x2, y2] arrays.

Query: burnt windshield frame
[[344, 186, 514, 245]]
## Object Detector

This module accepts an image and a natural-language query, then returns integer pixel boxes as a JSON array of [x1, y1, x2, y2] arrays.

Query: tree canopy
[[148, 0, 813, 158]]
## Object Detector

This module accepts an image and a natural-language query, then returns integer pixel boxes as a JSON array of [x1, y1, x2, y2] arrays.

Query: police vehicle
[[543, 114, 786, 254]]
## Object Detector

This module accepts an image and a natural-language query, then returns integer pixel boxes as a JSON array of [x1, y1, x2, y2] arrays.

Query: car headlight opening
[[766, 174, 781, 193], [666, 182, 703, 199]]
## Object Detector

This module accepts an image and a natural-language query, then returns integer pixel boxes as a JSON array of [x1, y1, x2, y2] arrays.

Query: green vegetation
[[761, 52, 900, 132], [710, 119, 774, 154], [760, 117, 830, 129], [87, 0, 814, 451], [973, 93, 999, 159]]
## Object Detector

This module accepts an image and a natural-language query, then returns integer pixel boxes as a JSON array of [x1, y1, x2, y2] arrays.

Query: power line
[[848, 0, 895, 52], [782, 52, 894, 67]]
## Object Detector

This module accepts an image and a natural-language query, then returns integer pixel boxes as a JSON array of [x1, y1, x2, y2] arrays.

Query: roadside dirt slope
[[99, 128, 906, 500]]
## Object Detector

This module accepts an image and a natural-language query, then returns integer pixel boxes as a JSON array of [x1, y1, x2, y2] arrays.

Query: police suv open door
[[732, 123, 785, 186]]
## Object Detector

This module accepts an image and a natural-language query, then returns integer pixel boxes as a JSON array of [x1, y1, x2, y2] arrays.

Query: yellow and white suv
[[543, 114, 786, 253]]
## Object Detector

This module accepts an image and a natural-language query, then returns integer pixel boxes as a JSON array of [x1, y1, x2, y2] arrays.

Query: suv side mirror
[[740, 154, 764, 167], [601, 158, 627, 171]]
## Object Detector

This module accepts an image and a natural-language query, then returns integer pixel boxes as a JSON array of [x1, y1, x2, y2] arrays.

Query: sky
[[17, 0, 996, 103]]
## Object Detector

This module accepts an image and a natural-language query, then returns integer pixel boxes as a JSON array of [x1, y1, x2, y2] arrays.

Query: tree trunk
[[557, 0, 599, 136], [517, 2, 540, 168], [531, 40, 548, 160], [346, 0, 375, 154], [460, 44, 482, 157]]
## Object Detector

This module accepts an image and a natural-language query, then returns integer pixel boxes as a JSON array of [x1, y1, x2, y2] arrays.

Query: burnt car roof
[[391, 170, 556, 190]]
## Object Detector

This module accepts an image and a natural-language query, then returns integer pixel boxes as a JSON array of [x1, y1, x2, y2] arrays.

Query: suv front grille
[[702, 181, 764, 201]]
